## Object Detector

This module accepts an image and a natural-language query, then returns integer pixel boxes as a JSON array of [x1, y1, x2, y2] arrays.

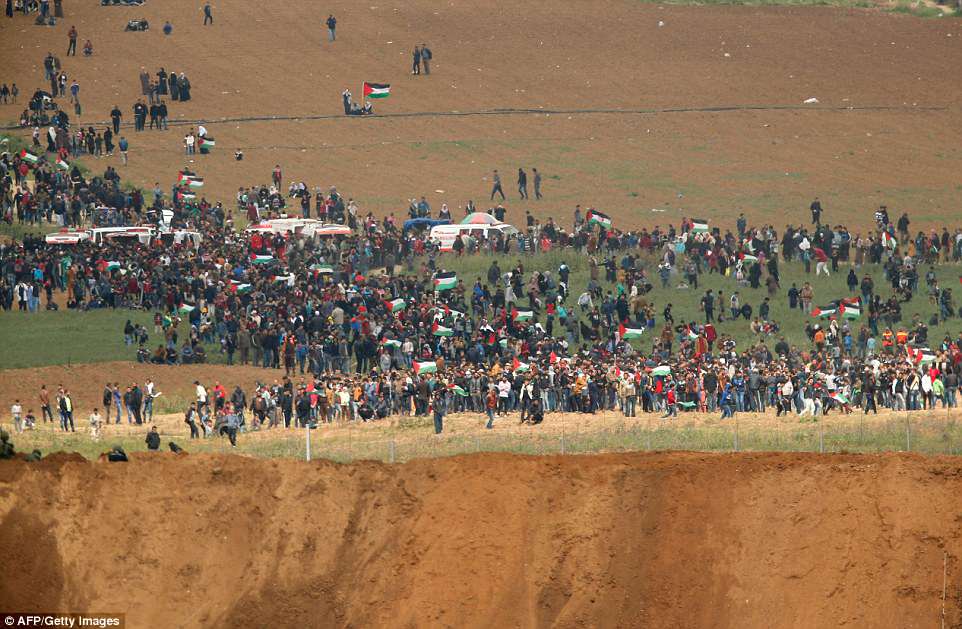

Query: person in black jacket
[[110, 105, 122, 134], [145, 425, 161, 450], [130, 383, 144, 424]]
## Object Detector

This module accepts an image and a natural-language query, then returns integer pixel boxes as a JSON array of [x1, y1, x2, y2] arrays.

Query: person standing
[[118, 136, 128, 165], [39, 385, 53, 424], [145, 425, 161, 451], [184, 130, 195, 155], [431, 387, 445, 434], [88, 408, 103, 441], [203, 2, 213, 25], [224, 404, 240, 447], [109, 105, 122, 134], [517, 168, 528, 200], [158, 100, 168, 129], [490, 169, 505, 201], [59, 390, 74, 432], [272, 164, 282, 188], [326, 14, 336, 41], [143, 378, 156, 422], [67, 26, 77, 56], [102, 383, 113, 423], [412, 45, 421, 75], [533, 168, 542, 200], [421, 44, 432, 74], [10, 400, 23, 434], [342, 88, 351, 115], [810, 197, 822, 225]]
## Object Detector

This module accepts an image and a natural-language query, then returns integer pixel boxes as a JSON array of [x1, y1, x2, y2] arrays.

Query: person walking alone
[[533, 168, 543, 200], [490, 169, 505, 201], [118, 136, 128, 166], [517, 168, 528, 200], [326, 14, 336, 41], [110, 105, 122, 134], [203, 2, 213, 25], [67, 25, 77, 56]]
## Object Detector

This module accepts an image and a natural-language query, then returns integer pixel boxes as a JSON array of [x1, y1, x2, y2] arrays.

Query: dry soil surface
[[3, 1, 962, 228], [1, 451, 961, 628]]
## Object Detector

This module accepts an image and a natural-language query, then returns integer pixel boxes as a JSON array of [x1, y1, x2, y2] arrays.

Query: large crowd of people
[[5, 139, 962, 443]]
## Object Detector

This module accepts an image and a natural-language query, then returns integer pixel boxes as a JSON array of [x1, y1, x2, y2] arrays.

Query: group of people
[[6, 134, 962, 440]]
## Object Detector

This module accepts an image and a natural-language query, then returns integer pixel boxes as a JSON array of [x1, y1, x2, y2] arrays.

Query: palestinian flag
[[881, 231, 897, 250], [178, 304, 196, 314], [413, 360, 437, 375], [188, 179, 205, 189], [231, 282, 252, 295], [839, 303, 861, 320], [198, 137, 215, 153], [382, 339, 402, 349], [512, 308, 534, 322], [56, 158, 70, 170], [433, 272, 457, 291], [740, 253, 759, 264], [386, 298, 406, 312], [273, 274, 295, 283], [432, 322, 454, 337], [311, 264, 334, 274], [448, 384, 469, 397], [251, 254, 274, 265], [830, 392, 849, 405], [586, 209, 612, 229], [811, 305, 837, 318], [908, 346, 936, 364], [19, 149, 39, 165], [363, 82, 391, 99], [687, 327, 699, 340], [619, 323, 644, 340], [651, 365, 671, 376], [691, 219, 709, 234], [105, 261, 121, 271], [499, 338, 508, 349], [512, 358, 530, 373]]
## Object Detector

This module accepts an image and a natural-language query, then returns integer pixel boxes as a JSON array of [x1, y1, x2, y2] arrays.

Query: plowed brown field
[[3, 1, 962, 228], [1, 451, 961, 628]]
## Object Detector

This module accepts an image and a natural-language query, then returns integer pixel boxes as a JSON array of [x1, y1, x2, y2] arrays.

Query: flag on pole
[[413, 360, 437, 375], [839, 303, 861, 319], [178, 172, 202, 184], [363, 82, 391, 99], [56, 158, 70, 170], [310, 264, 334, 274], [198, 137, 215, 153], [231, 282, 252, 295], [386, 298, 406, 312], [740, 253, 759, 263], [511, 358, 530, 373], [105, 261, 121, 271], [381, 339, 402, 349], [448, 384, 469, 397], [511, 308, 534, 322], [188, 179, 205, 189], [433, 272, 457, 291], [691, 219, 709, 234], [881, 231, 897, 250], [586, 209, 612, 229], [619, 323, 644, 340], [830, 392, 849, 405], [651, 365, 671, 376], [251, 254, 274, 265], [178, 304, 196, 314], [811, 304, 837, 318], [432, 322, 454, 337], [19, 150, 39, 165]]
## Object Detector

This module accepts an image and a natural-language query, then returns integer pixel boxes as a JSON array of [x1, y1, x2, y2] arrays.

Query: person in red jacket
[[813, 247, 830, 277]]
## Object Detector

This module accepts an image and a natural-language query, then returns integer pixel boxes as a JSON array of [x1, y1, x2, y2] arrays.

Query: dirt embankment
[[1, 451, 961, 628]]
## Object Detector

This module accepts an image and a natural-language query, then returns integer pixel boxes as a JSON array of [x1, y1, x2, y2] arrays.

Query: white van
[[428, 223, 519, 252], [88, 226, 156, 245], [45, 229, 91, 245]]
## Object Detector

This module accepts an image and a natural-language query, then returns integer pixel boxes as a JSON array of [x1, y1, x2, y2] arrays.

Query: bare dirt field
[[2, 451, 961, 628], [3, 1, 962, 229]]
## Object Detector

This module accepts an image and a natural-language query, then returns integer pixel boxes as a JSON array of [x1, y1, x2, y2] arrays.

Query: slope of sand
[[1, 451, 960, 628], [2, 1, 962, 226]]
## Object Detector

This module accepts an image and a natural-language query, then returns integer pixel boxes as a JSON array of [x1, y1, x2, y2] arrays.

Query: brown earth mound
[[1, 451, 960, 628]]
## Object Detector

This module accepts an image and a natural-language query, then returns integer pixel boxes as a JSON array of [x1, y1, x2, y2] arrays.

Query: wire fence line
[[2, 104, 946, 133]]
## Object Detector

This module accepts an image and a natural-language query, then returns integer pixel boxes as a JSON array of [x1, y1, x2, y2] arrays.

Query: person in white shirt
[[195, 381, 208, 411], [11, 400, 23, 434], [88, 409, 103, 441]]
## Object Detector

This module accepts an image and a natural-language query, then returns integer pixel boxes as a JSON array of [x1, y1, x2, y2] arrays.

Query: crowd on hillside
[[4, 145, 962, 434]]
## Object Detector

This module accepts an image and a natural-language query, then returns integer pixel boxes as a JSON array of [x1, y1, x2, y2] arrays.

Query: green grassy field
[[2, 248, 961, 369]]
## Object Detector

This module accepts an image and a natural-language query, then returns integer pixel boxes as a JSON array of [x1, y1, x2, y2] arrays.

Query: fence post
[[388, 439, 396, 464], [734, 417, 739, 452], [305, 422, 311, 462], [818, 420, 824, 454], [905, 415, 911, 452], [646, 418, 651, 451], [560, 431, 566, 455]]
